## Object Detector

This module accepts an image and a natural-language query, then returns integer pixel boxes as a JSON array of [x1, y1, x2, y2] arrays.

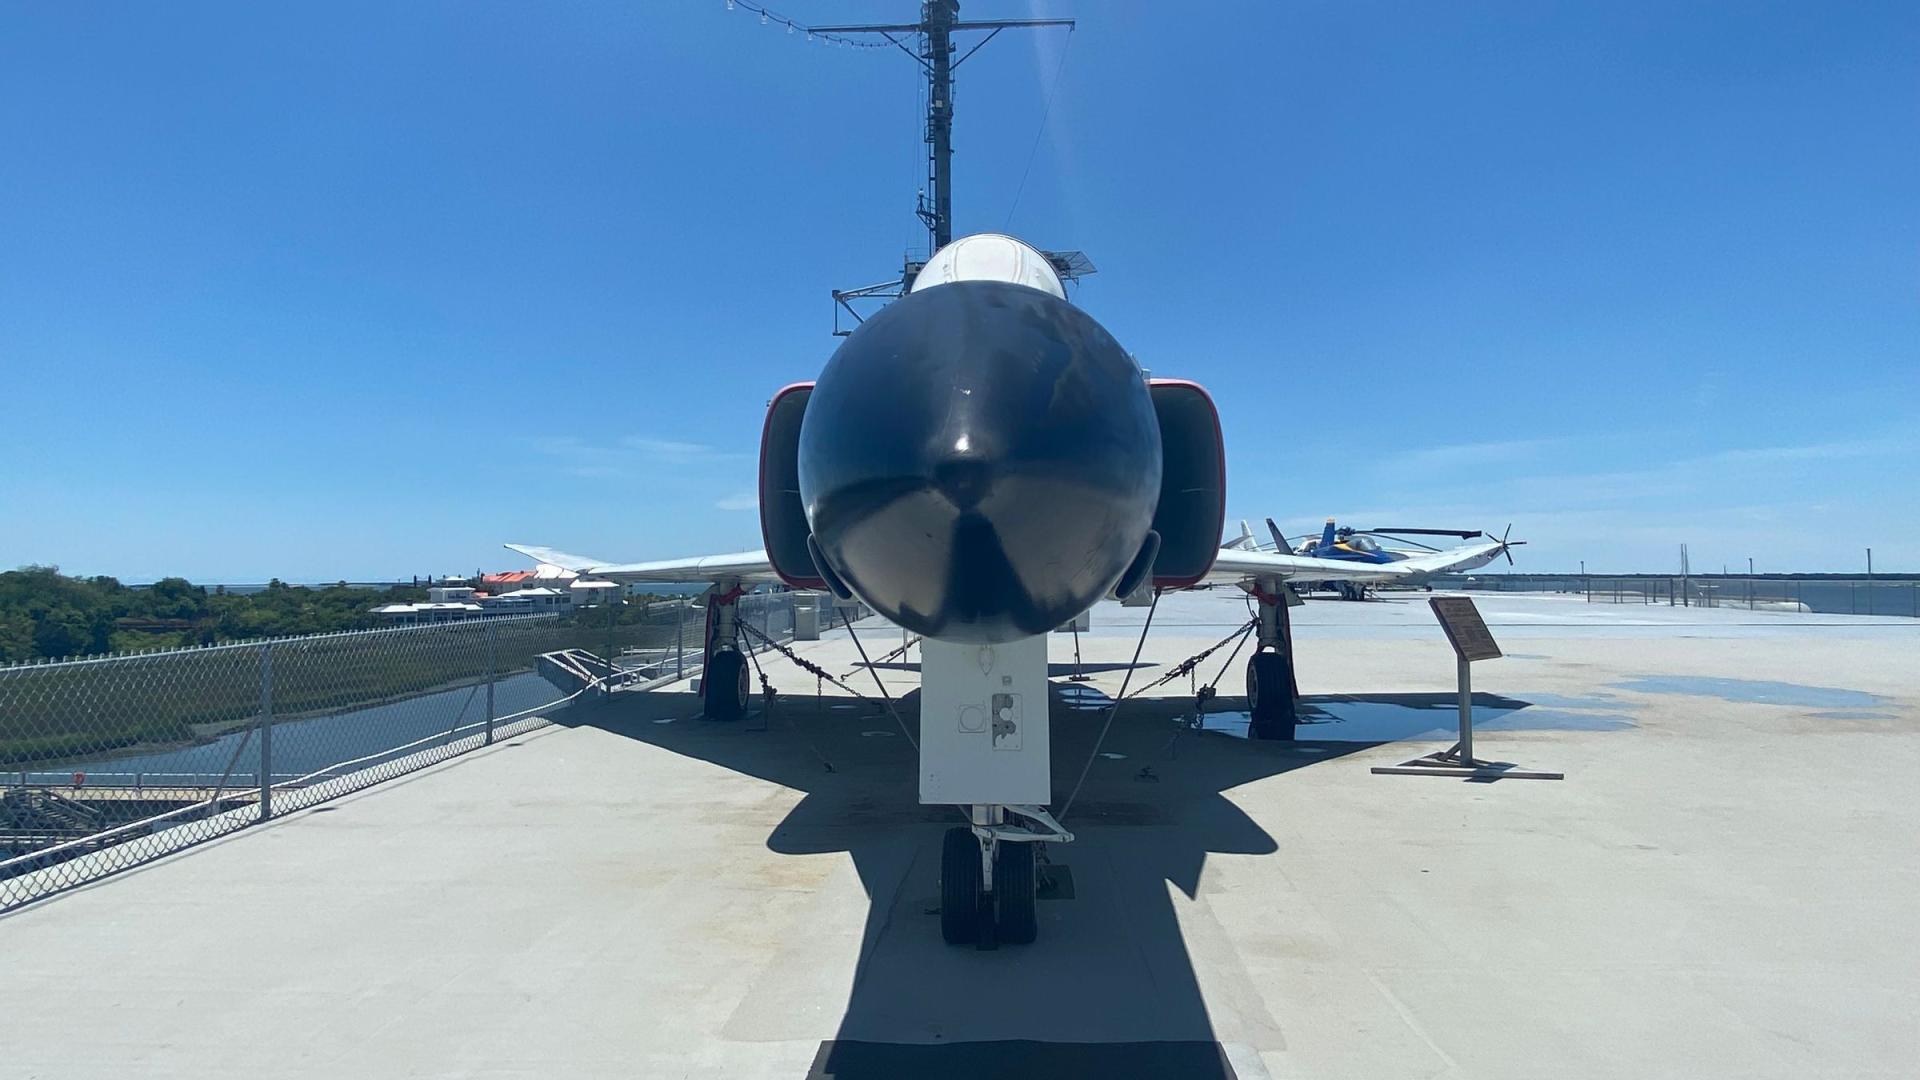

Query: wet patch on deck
[[1612, 676, 1884, 708], [1520, 691, 1625, 709], [1197, 693, 1634, 742]]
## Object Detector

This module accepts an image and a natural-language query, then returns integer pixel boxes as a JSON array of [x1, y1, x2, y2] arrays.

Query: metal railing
[[1438, 574, 1920, 617], [0, 591, 798, 910]]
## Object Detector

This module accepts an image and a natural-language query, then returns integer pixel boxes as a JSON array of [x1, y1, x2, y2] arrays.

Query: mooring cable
[[1125, 615, 1257, 700], [837, 607, 920, 752], [839, 632, 921, 681], [1056, 588, 1161, 824], [737, 620, 869, 701], [732, 622, 839, 770]]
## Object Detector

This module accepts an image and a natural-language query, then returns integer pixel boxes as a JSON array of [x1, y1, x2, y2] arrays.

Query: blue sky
[[2, 1, 1914, 581]]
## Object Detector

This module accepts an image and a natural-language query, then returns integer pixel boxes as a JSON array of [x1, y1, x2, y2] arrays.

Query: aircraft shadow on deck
[[555, 680, 1406, 1080]]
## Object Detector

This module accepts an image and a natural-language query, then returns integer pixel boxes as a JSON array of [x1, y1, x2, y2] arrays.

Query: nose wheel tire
[[994, 840, 1037, 945], [703, 647, 750, 722], [940, 826, 1039, 946], [940, 826, 982, 945], [1247, 651, 1297, 741]]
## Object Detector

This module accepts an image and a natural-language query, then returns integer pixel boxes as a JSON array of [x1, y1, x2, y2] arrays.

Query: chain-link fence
[[0, 590, 798, 910], [607, 591, 797, 682], [1439, 574, 1920, 617]]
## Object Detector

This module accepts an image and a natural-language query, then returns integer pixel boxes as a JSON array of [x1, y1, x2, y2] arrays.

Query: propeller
[[1486, 524, 1528, 565]]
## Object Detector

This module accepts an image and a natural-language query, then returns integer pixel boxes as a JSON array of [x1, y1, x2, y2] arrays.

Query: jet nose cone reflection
[[931, 457, 992, 510], [798, 280, 1163, 644]]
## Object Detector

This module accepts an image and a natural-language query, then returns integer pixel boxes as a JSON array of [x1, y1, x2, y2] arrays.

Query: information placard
[[1429, 596, 1502, 662]]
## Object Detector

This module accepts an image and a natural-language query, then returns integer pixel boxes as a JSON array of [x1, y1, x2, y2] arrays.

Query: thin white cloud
[[526, 435, 592, 457], [618, 436, 733, 464], [1379, 437, 1569, 473], [1355, 432, 1910, 519], [714, 492, 758, 511], [1707, 437, 1903, 465], [522, 434, 747, 478], [1503, 436, 1912, 510]]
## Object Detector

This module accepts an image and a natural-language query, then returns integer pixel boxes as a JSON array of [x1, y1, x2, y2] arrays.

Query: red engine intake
[[758, 382, 827, 591], [1146, 379, 1226, 589]]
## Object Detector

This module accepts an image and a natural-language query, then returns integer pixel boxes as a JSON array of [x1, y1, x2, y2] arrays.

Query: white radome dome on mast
[[910, 233, 1066, 300]]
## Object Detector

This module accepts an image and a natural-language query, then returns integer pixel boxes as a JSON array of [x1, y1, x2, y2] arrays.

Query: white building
[[480, 586, 574, 614], [373, 575, 613, 623], [368, 600, 485, 623]]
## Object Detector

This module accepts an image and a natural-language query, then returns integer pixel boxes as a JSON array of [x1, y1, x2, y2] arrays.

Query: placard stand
[[1371, 597, 1564, 781]]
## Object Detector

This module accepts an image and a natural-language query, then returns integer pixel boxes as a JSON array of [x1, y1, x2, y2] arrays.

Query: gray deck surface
[[5, 590, 1917, 1079]]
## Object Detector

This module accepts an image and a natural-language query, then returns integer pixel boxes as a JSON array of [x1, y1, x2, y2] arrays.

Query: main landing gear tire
[[940, 826, 981, 945], [994, 840, 1038, 945], [703, 647, 750, 722], [1247, 651, 1296, 741]]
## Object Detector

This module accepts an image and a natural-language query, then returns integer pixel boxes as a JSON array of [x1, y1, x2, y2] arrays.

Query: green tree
[[32, 605, 91, 659], [0, 567, 439, 659], [0, 612, 34, 663], [140, 576, 206, 621]]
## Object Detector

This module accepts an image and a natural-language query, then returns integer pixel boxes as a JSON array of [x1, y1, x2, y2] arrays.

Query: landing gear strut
[[939, 804, 1067, 947], [703, 648, 750, 722], [1247, 651, 1296, 740], [1247, 579, 1300, 740], [700, 583, 751, 722]]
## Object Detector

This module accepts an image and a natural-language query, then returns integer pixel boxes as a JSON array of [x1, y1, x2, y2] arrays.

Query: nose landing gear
[[939, 804, 1068, 947]]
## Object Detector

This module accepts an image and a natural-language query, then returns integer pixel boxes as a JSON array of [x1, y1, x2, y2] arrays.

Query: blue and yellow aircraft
[[1265, 519, 1524, 598]]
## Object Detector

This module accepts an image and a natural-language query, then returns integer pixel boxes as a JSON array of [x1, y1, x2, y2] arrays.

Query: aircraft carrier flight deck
[[5, 588, 1916, 1080]]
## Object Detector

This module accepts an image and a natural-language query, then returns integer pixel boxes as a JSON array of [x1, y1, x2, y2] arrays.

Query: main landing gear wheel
[[940, 826, 982, 945], [1247, 651, 1296, 741], [994, 840, 1037, 945], [703, 647, 750, 722]]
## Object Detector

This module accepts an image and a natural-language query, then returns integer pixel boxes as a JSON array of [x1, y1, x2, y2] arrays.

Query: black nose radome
[[931, 457, 993, 510], [798, 280, 1163, 644]]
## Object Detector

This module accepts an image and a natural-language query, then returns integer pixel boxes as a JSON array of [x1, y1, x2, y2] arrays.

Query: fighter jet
[[509, 232, 1511, 947]]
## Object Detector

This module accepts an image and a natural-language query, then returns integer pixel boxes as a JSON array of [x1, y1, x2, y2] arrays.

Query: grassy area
[[0, 611, 705, 767]]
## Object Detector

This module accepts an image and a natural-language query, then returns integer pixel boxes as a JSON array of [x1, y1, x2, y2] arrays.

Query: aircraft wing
[[1387, 539, 1510, 577], [1203, 539, 1508, 585], [504, 533, 1506, 591], [503, 543, 782, 585]]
